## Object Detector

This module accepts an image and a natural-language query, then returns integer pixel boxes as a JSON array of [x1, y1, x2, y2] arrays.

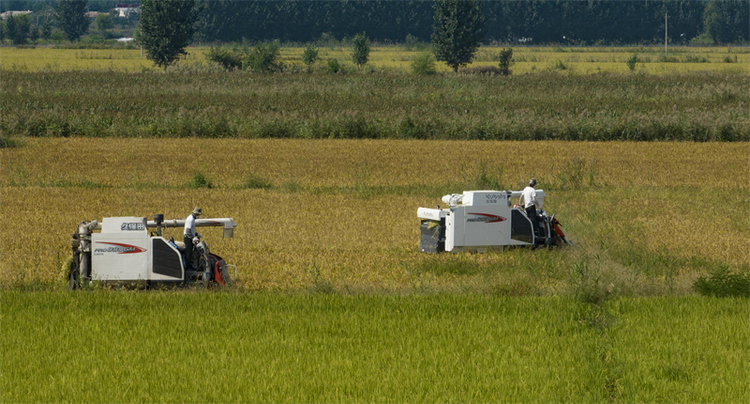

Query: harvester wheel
[[69, 268, 80, 290], [67, 255, 80, 290]]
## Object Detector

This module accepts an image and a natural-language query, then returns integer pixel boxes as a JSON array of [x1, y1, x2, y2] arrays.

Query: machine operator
[[184, 207, 202, 269], [519, 179, 539, 234]]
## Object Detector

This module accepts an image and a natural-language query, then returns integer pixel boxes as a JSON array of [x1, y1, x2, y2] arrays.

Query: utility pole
[[664, 11, 667, 56]]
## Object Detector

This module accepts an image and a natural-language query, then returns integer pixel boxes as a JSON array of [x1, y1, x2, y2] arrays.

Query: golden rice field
[[1, 45, 747, 74], [1, 139, 748, 292]]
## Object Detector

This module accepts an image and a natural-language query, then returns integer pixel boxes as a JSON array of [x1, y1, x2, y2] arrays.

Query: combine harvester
[[68, 214, 237, 289], [417, 190, 569, 253]]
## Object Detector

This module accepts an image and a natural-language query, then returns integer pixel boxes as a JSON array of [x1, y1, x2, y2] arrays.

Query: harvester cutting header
[[417, 187, 568, 253], [68, 213, 237, 289]]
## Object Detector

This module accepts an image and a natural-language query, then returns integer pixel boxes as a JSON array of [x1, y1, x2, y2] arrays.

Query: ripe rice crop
[[1, 46, 747, 74], [1, 139, 747, 293]]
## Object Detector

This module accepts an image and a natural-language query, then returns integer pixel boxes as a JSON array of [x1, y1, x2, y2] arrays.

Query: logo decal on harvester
[[94, 242, 147, 254], [121, 222, 145, 231], [467, 213, 507, 223]]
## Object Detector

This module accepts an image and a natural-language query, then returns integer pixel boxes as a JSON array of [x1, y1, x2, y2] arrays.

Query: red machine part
[[214, 259, 227, 285], [551, 217, 566, 238], [209, 253, 227, 285]]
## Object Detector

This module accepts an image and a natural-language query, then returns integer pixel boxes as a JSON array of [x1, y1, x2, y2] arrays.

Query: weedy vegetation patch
[[2, 70, 748, 143]]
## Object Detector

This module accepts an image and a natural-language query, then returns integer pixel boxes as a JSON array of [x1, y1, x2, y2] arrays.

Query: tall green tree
[[243, 42, 284, 73], [704, 0, 749, 44], [138, 0, 200, 71], [41, 19, 52, 40], [57, 0, 90, 41], [5, 14, 30, 45], [302, 43, 319, 71], [94, 12, 113, 37], [351, 32, 371, 69], [497, 47, 514, 75], [432, 0, 484, 72]]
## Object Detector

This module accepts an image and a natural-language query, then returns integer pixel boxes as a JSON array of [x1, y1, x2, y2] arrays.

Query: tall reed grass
[[2, 71, 747, 143]]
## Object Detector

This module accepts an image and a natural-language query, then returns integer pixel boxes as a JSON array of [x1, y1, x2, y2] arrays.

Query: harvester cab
[[68, 214, 238, 289], [417, 190, 568, 253]]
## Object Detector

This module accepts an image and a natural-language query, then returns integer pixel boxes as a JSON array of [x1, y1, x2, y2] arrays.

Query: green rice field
[[1, 292, 747, 403]]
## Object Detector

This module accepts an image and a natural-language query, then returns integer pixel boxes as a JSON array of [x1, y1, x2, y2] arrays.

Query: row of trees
[[139, 0, 484, 73], [0, 0, 140, 44], [0, 0, 90, 44], [2, 0, 749, 46], [192, 0, 748, 45]]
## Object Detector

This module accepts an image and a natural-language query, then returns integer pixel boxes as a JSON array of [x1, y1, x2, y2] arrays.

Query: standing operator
[[519, 179, 539, 235], [184, 207, 202, 269]]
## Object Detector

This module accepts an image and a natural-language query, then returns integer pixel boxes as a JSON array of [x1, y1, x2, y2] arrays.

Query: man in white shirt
[[519, 179, 538, 235], [184, 207, 202, 270]]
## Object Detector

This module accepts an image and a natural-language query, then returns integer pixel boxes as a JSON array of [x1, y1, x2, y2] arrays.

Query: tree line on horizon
[[0, 0, 748, 46], [192, 0, 749, 45]]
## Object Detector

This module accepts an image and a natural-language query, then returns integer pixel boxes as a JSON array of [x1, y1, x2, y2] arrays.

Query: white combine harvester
[[417, 190, 568, 253], [68, 214, 237, 289]]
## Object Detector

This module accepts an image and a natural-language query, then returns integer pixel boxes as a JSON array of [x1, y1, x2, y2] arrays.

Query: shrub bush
[[626, 53, 639, 72], [498, 47, 514, 75], [693, 267, 750, 297], [302, 43, 318, 71], [243, 42, 284, 73], [410, 52, 436, 75], [325, 58, 341, 74], [189, 172, 213, 189], [244, 174, 273, 190], [206, 46, 245, 71]]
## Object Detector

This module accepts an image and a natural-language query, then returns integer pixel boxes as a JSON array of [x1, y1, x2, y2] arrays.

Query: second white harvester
[[417, 190, 568, 253]]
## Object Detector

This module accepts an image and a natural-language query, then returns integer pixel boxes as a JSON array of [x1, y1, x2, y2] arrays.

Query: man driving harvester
[[519, 179, 539, 236], [184, 207, 202, 269]]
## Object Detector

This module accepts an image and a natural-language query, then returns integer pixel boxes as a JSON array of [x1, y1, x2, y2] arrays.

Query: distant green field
[[0, 45, 747, 74], [1, 292, 746, 403]]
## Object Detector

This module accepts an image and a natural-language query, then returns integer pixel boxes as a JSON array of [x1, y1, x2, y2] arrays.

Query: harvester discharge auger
[[68, 214, 237, 289], [418, 190, 569, 253]]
